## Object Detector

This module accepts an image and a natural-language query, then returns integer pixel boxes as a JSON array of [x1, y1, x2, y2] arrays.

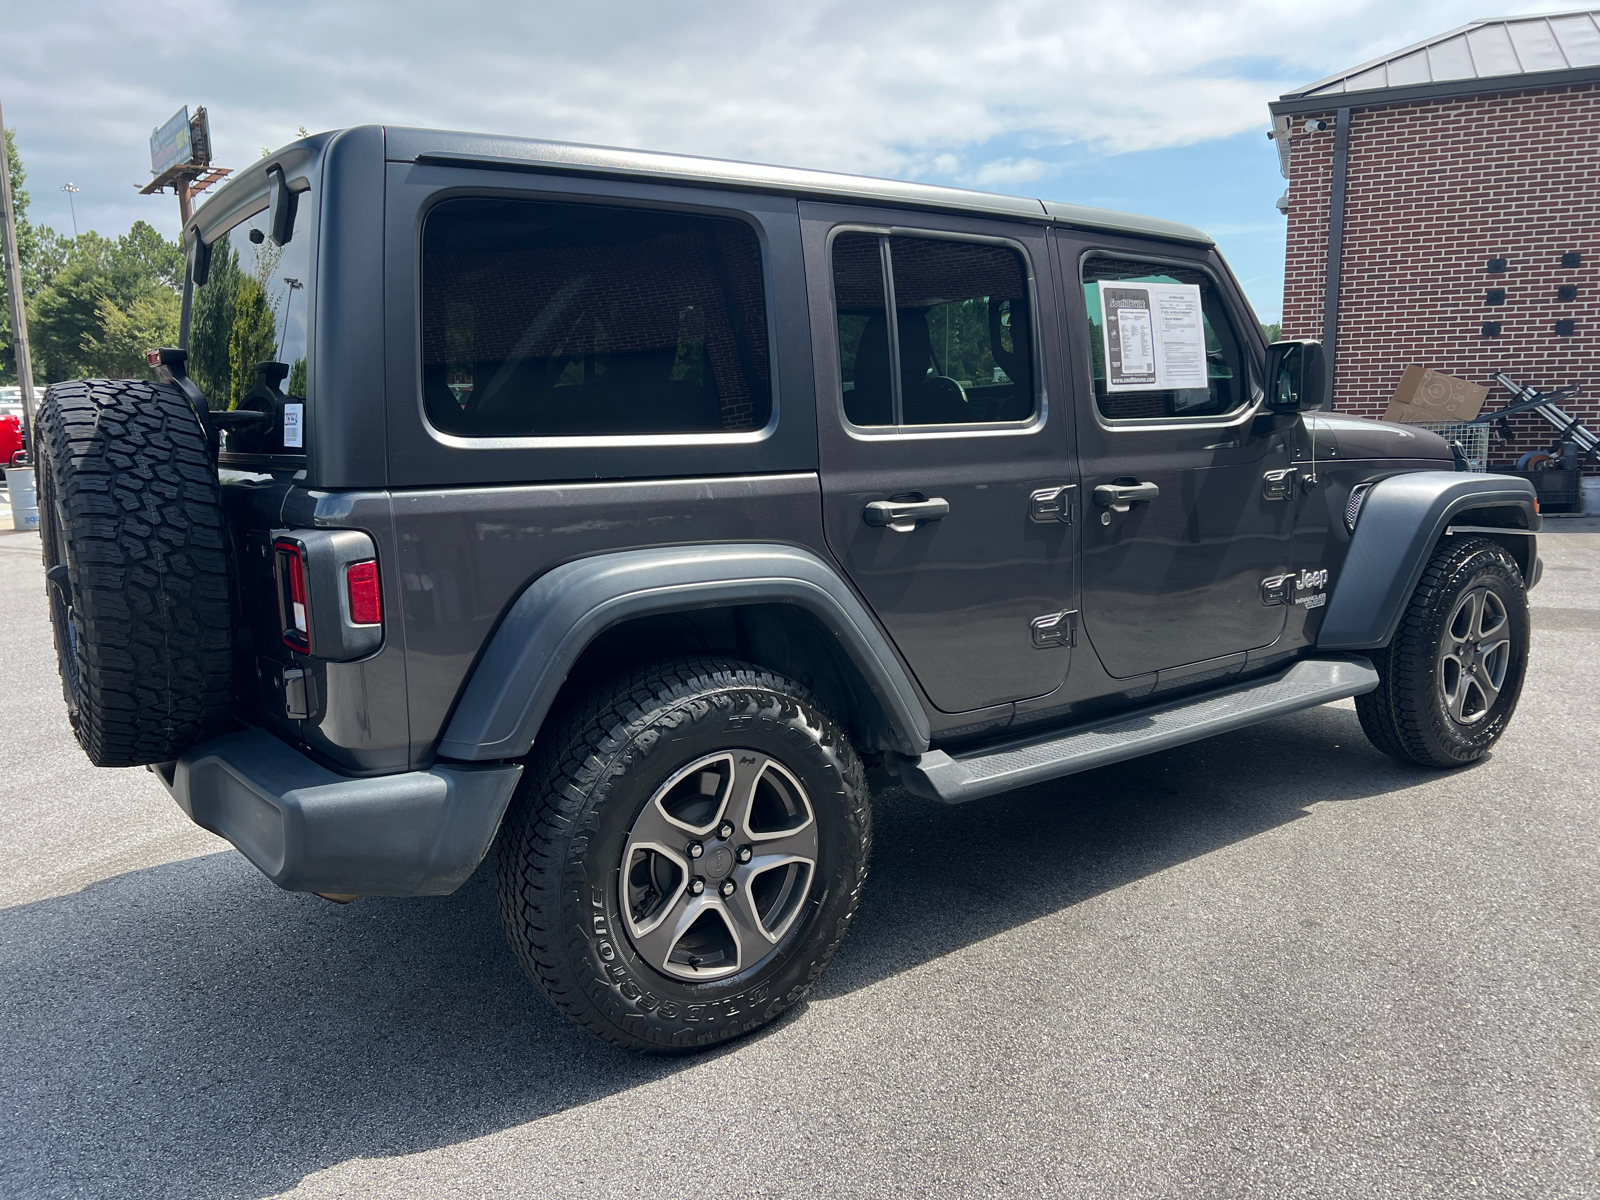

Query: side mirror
[[1264, 339, 1326, 412], [267, 165, 299, 247]]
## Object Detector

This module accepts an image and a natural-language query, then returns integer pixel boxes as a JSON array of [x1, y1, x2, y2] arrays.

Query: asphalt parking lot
[[1, 518, 1596, 1200]]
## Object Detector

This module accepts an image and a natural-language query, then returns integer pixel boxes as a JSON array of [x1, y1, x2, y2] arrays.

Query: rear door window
[[833, 232, 1034, 428], [422, 198, 771, 438]]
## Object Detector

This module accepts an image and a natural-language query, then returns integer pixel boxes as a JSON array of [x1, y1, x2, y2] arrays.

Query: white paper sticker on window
[[283, 403, 304, 449], [1099, 281, 1207, 392]]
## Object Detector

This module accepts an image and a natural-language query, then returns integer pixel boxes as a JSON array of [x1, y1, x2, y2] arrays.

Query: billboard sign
[[150, 107, 193, 176]]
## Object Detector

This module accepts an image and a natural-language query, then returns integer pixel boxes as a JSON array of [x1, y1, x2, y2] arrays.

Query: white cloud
[[0, 0, 1567, 241]]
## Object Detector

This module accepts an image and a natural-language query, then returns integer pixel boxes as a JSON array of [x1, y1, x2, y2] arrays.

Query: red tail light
[[346, 560, 382, 625], [274, 538, 312, 653]]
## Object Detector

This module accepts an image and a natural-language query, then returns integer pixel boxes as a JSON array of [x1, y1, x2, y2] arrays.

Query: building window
[[421, 197, 771, 438]]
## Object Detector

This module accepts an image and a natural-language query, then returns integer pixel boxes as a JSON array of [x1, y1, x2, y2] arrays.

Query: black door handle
[[1092, 481, 1159, 514], [863, 497, 950, 532]]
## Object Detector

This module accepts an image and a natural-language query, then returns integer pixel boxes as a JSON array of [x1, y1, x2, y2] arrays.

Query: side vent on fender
[[1345, 484, 1372, 532]]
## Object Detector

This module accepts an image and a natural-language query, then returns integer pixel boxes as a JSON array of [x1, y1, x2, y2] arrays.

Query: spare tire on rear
[[37, 379, 233, 767]]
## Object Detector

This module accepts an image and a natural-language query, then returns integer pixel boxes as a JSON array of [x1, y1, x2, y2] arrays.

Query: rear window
[[188, 187, 312, 407], [422, 198, 771, 438]]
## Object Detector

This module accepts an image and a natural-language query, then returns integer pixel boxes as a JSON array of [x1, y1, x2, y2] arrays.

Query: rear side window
[[1081, 256, 1251, 421], [422, 198, 771, 438], [833, 232, 1034, 428]]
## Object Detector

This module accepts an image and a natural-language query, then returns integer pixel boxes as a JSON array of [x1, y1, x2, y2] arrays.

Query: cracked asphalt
[[1, 519, 1596, 1199]]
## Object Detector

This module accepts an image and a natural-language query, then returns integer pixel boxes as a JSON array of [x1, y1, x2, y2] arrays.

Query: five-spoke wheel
[[1438, 586, 1511, 727], [496, 658, 871, 1052], [622, 751, 819, 980]]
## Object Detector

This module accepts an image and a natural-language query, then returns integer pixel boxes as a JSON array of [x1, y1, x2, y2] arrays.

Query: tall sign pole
[[0, 89, 37, 449]]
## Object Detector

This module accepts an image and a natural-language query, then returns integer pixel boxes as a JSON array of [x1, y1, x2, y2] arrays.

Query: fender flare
[[1317, 471, 1538, 651], [435, 543, 932, 761]]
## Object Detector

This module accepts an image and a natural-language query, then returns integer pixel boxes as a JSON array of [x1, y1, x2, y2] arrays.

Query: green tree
[[189, 242, 241, 402], [26, 224, 183, 381], [1261, 322, 1282, 344], [227, 274, 278, 405], [287, 357, 307, 398], [83, 288, 181, 379]]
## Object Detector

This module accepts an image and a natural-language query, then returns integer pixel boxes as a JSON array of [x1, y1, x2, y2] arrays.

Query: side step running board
[[900, 656, 1379, 804]]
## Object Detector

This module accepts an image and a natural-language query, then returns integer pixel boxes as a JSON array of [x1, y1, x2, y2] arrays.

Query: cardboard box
[[1382, 365, 1489, 425]]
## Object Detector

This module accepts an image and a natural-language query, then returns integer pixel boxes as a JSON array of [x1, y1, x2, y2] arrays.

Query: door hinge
[[1029, 485, 1076, 524], [1031, 609, 1078, 648], [1262, 468, 1299, 501]]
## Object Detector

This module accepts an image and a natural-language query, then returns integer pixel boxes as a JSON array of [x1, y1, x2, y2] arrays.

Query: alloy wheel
[[620, 750, 818, 981], [1438, 586, 1510, 726]]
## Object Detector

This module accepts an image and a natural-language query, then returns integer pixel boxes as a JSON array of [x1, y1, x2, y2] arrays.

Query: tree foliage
[[1, 134, 185, 384]]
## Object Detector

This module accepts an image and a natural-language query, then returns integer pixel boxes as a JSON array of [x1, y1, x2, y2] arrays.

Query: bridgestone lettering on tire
[[496, 657, 871, 1052], [1357, 536, 1530, 769], [37, 380, 233, 767]]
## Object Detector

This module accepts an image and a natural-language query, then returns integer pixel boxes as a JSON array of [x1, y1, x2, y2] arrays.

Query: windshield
[[185, 187, 312, 407]]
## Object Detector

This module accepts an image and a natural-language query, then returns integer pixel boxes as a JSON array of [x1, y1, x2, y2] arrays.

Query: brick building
[[1270, 11, 1600, 472]]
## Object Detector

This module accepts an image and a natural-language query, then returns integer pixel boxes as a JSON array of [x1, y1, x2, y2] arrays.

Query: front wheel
[[1357, 536, 1530, 768], [496, 658, 871, 1052]]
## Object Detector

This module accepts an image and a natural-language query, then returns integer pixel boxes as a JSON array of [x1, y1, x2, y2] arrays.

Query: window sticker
[[282, 403, 304, 448], [1098, 280, 1207, 392]]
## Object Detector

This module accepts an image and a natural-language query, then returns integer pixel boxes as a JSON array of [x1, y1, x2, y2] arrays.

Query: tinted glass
[[189, 188, 312, 406], [832, 233, 890, 426], [832, 232, 1034, 428], [1082, 257, 1249, 421], [422, 198, 770, 438]]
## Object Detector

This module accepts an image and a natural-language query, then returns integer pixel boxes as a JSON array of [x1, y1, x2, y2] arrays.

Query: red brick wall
[[1281, 83, 1599, 473]]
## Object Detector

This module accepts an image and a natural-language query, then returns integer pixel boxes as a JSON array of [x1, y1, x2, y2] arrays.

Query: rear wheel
[[1357, 536, 1529, 768], [496, 657, 871, 1052], [37, 380, 233, 767]]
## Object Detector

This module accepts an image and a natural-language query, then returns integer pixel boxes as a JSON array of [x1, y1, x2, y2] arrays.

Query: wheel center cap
[[703, 844, 734, 881]]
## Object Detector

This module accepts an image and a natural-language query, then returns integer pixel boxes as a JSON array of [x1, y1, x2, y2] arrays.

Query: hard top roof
[[201, 125, 1213, 248]]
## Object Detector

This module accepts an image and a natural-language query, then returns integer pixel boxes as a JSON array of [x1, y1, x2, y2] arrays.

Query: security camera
[[1303, 119, 1329, 133]]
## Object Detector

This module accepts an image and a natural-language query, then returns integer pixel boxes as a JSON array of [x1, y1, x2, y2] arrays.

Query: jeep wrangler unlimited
[[35, 127, 1539, 1052]]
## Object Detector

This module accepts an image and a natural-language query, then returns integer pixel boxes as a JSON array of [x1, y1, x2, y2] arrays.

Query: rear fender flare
[[435, 543, 932, 761], [1317, 471, 1538, 651]]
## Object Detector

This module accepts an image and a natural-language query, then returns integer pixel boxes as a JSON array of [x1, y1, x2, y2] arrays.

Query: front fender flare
[[435, 543, 932, 761], [1317, 471, 1538, 651]]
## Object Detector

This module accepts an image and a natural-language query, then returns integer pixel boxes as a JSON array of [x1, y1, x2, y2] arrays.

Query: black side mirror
[[267, 165, 298, 246], [1264, 338, 1327, 412]]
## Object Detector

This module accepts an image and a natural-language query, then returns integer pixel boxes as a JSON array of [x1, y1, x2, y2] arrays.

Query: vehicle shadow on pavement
[[0, 702, 1434, 1199]]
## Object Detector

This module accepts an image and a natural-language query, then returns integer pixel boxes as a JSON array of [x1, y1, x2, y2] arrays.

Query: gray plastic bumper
[[155, 728, 523, 896]]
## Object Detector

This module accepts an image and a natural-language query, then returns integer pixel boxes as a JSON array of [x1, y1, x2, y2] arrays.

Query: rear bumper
[[155, 728, 523, 897]]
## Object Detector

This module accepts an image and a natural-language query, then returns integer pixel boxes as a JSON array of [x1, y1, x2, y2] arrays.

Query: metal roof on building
[[1284, 9, 1600, 99]]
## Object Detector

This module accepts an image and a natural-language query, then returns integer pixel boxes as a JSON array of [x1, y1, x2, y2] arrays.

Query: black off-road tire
[[37, 379, 233, 767], [1357, 536, 1529, 769], [496, 657, 871, 1052]]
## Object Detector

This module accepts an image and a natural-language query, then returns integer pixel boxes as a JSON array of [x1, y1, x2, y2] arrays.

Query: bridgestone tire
[[1356, 536, 1529, 769], [496, 658, 871, 1052], [37, 379, 233, 767]]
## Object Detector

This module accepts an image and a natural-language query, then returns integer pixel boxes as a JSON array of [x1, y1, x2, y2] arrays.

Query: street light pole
[[0, 89, 37, 450], [60, 182, 79, 239], [279, 277, 303, 360]]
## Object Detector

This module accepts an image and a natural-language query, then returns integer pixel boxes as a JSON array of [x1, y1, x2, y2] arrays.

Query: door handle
[[863, 497, 950, 532], [1092, 481, 1160, 514]]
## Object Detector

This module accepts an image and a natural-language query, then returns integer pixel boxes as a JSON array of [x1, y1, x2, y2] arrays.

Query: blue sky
[[0, 0, 1570, 321]]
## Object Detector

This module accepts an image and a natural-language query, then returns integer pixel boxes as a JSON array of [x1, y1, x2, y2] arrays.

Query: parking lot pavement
[[2, 522, 1596, 1200]]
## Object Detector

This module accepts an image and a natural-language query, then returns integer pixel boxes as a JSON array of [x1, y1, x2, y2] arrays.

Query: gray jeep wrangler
[[35, 127, 1539, 1052]]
